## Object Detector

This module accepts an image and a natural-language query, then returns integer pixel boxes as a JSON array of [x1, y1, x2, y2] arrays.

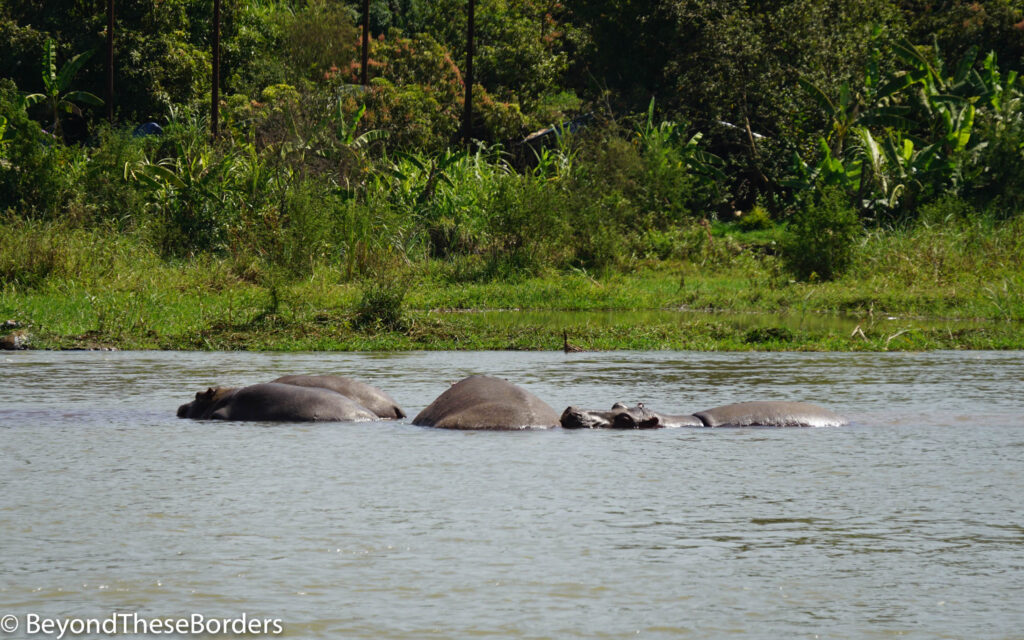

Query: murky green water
[[1, 350, 1022, 638]]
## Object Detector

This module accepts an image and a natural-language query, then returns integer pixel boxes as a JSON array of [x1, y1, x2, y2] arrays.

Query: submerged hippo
[[561, 401, 847, 429], [413, 375, 561, 430], [177, 383, 379, 422], [270, 374, 405, 419], [560, 402, 702, 429]]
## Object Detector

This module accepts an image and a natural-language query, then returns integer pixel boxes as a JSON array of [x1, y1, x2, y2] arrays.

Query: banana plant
[[384, 150, 463, 208], [124, 141, 243, 253], [635, 98, 726, 185], [332, 102, 389, 150], [23, 39, 103, 139], [125, 141, 242, 201], [794, 34, 1010, 215], [531, 121, 580, 180], [284, 99, 389, 164]]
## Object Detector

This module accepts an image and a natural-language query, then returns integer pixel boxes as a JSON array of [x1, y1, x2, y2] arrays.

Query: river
[[1, 350, 1022, 638]]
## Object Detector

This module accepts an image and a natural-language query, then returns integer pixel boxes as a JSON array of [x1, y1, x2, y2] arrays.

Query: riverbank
[[3, 256, 1022, 351]]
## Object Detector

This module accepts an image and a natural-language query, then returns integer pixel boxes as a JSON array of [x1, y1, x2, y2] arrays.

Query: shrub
[[916, 194, 979, 228], [782, 186, 861, 281], [128, 121, 246, 257], [0, 219, 64, 289], [483, 173, 570, 278], [0, 81, 83, 219], [360, 80, 458, 152], [79, 124, 150, 228], [736, 204, 774, 231], [279, 0, 359, 83], [278, 178, 345, 277], [352, 279, 409, 332]]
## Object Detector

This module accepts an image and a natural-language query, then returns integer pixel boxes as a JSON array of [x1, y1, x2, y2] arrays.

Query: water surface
[[1, 350, 1022, 638]]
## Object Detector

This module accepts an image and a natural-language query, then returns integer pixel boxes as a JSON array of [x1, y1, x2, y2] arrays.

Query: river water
[[1, 350, 1022, 639]]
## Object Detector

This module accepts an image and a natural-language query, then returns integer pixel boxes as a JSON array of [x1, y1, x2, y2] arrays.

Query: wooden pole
[[463, 0, 475, 143], [211, 0, 221, 137], [106, 0, 114, 122], [361, 0, 370, 85]]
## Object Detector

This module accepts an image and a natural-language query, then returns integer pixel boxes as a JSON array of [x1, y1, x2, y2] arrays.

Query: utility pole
[[361, 0, 370, 85], [106, 0, 114, 122], [211, 0, 221, 137], [463, 0, 475, 144]]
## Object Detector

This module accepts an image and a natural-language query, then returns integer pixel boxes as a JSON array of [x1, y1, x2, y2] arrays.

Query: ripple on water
[[0, 350, 1022, 638]]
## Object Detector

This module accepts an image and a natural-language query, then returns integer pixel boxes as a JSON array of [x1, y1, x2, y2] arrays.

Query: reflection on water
[[1, 350, 1023, 639]]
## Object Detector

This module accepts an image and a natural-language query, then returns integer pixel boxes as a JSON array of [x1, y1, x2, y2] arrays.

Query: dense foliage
[[1, 0, 1022, 290]]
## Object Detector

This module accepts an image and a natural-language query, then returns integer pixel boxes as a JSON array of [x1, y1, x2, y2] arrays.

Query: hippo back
[[181, 383, 378, 422], [413, 375, 560, 430], [693, 401, 847, 428], [271, 374, 405, 419]]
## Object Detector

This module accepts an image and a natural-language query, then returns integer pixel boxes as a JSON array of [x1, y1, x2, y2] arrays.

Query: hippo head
[[560, 405, 612, 429], [177, 387, 234, 419], [560, 403, 661, 429]]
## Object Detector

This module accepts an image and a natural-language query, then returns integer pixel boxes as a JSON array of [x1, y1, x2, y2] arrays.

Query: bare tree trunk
[[211, 0, 221, 137], [361, 0, 370, 86], [106, 0, 114, 122], [463, 0, 475, 144]]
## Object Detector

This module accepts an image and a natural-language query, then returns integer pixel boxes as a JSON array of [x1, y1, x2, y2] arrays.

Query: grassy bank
[[2, 217, 1022, 351], [4, 3, 1024, 352]]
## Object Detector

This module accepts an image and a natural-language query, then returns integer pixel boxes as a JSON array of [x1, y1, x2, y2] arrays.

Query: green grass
[[2, 217, 1022, 351]]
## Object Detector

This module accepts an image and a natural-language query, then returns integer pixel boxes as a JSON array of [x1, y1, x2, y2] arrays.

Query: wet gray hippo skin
[[270, 374, 405, 419], [560, 403, 703, 429], [413, 375, 561, 430], [177, 383, 378, 422], [561, 401, 847, 429]]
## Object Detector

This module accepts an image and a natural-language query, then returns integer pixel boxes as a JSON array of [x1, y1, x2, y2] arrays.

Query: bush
[[131, 120, 246, 257], [483, 173, 570, 278], [360, 80, 458, 152], [782, 186, 861, 281], [79, 125, 150, 227], [0, 81, 81, 218], [277, 179, 347, 277], [737, 204, 774, 231], [352, 279, 409, 332], [279, 1, 359, 82], [0, 219, 64, 289], [916, 194, 979, 228]]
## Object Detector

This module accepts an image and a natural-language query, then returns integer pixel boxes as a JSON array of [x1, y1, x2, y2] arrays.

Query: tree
[[23, 38, 103, 139]]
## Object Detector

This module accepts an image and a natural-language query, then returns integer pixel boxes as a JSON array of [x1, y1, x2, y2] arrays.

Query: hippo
[[177, 383, 379, 422], [413, 375, 561, 430], [561, 401, 847, 429], [560, 402, 703, 429], [270, 374, 405, 419]]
